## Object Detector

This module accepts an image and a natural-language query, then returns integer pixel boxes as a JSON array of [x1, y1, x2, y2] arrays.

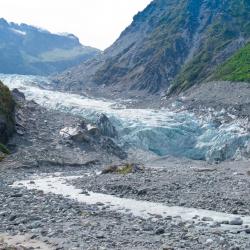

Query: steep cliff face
[[0, 18, 100, 75], [55, 0, 250, 96], [170, 0, 250, 93], [0, 81, 15, 146]]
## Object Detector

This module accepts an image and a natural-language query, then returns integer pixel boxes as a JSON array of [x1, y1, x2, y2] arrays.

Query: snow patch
[[10, 28, 26, 36]]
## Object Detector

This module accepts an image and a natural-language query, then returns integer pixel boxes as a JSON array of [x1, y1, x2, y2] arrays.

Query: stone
[[60, 126, 90, 142], [96, 233, 105, 239], [10, 193, 23, 198], [202, 217, 214, 222], [155, 227, 165, 235], [162, 246, 174, 250], [221, 220, 229, 225], [137, 189, 147, 195], [205, 239, 214, 245], [0, 211, 8, 217], [229, 217, 243, 226]]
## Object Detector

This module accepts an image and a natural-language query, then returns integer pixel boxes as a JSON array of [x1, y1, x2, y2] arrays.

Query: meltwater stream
[[12, 173, 250, 226], [1, 74, 250, 162]]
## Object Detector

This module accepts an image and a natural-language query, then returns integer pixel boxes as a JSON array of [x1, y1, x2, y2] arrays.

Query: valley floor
[[1, 156, 250, 249], [0, 78, 250, 249]]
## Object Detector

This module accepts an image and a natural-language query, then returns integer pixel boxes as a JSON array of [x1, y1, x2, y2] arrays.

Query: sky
[[0, 0, 152, 50]]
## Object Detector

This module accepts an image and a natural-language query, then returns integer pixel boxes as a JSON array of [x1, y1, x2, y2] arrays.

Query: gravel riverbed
[[1, 162, 250, 250]]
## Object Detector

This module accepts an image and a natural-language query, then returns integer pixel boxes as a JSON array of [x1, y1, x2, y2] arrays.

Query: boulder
[[60, 126, 91, 143], [229, 217, 243, 226], [87, 124, 100, 137]]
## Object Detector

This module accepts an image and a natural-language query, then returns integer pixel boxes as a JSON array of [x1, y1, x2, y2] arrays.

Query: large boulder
[[60, 120, 127, 159], [60, 126, 90, 143]]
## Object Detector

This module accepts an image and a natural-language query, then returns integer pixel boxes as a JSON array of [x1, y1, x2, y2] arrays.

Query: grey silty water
[[12, 173, 250, 227]]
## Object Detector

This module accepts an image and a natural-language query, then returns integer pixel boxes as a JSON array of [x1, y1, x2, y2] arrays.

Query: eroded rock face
[[96, 114, 118, 138], [0, 81, 15, 144], [12, 88, 25, 103]]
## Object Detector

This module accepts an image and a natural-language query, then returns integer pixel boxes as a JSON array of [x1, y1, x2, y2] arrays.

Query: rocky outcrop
[[60, 119, 126, 160], [0, 81, 15, 145], [0, 18, 100, 75], [96, 114, 118, 138], [54, 0, 250, 97]]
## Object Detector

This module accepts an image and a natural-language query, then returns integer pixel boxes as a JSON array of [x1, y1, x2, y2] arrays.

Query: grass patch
[[0, 80, 15, 118], [0, 80, 15, 144], [116, 164, 133, 174], [0, 143, 10, 154], [38, 46, 97, 62], [102, 163, 144, 175]]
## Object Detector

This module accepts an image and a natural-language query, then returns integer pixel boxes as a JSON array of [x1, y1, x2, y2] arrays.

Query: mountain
[[0, 18, 100, 75], [54, 0, 250, 97]]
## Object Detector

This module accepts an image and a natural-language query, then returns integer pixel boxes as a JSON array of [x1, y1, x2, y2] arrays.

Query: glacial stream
[[1, 73, 250, 162], [12, 173, 250, 227]]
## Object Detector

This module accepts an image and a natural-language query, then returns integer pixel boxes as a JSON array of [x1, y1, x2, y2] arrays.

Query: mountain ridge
[[0, 18, 100, 75], [54, 0, 250, 97]]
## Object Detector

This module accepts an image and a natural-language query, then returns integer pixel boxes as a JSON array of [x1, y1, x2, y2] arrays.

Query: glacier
[[1, 73, 250, 162]]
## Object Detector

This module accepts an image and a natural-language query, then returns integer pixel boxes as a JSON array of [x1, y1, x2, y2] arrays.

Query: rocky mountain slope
[[212, 42, 250, 82], [0, 81, 15, 154], [0, 18, 100, 75], [54, 0, 250, 97]]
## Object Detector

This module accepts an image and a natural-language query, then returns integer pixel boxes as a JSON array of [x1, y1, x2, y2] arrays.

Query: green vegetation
[[168, 0, 250, 93], [39, 46, 96, 62], [0, 143, 10, 154], [102, 164, 134, 175], [116, 164, 134, 175], [0, 80, 15, 147], [102, 163, 144, 175], [0, 81, 14, 115], [0, 80, 15, 118], [213, 43, 250, 82]]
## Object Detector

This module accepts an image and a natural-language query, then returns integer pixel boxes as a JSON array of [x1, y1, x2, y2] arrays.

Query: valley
[[0, 0, 250, 249], [0, 74, 249, 249]]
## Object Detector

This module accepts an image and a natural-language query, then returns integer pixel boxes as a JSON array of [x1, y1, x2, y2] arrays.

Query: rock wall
[[0, 81, 15, 144]]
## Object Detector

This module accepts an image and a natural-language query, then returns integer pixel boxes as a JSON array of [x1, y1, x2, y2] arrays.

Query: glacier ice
[[1, 74, 250, 162]]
